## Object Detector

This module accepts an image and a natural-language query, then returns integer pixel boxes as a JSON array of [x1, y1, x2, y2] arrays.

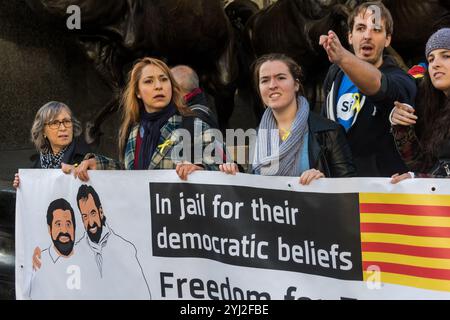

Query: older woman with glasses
[[12, 101, 91, 188]]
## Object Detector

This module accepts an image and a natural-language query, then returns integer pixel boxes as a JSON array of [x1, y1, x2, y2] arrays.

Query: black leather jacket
[[308, 112, 356, 177]]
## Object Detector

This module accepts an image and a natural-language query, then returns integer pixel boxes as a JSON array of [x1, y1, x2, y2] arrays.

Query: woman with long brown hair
[[391, 28, 450, 182], [220, 53, 355, 184], [74, 57, 221, 181]]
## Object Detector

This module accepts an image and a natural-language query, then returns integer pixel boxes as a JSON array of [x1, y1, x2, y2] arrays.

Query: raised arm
[[320, 30, 382, 96]]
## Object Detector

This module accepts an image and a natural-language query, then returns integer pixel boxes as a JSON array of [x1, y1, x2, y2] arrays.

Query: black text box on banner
[[150, 183, 362, 281]]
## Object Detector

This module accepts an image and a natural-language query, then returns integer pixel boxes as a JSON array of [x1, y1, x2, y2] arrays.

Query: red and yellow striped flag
[[360, 193, 450, 292]]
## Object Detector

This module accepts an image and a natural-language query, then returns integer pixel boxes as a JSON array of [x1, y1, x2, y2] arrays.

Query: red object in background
[[408, 64, 426, 79]]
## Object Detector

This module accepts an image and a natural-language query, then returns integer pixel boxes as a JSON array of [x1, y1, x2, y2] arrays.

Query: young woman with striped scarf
[[220, 53, 355, 184]]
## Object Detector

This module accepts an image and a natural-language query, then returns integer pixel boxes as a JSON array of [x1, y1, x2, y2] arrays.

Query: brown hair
[[119, 57, 190, 160], [348, 1, 393, 36], [252, 53, 304, 102], [416, 72, 450, 163]]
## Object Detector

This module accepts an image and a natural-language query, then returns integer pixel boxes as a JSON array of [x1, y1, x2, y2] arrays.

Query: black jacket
[[308, 112, 356, 177], [322, 56, 417, 177], [32, 137, 91, 168]]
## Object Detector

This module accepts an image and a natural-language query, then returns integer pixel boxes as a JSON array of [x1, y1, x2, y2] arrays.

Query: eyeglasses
[[46, 119, 73, 130]]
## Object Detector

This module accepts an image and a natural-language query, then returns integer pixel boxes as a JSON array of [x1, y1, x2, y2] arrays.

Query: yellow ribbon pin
[[158, 139, 174, 153], [351, 93, 362, 114], [281, 130, 290, 141]]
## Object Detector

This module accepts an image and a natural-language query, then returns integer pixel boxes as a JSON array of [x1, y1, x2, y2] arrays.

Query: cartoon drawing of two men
[[30, 185, 151, 300]]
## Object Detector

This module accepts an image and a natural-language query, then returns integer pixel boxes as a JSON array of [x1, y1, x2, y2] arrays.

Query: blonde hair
[[119, 57, 190, 160], [31, 101, 81, 152]]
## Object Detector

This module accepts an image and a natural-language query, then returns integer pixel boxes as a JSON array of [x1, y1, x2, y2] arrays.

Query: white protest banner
[[15, 169, 450, 299]]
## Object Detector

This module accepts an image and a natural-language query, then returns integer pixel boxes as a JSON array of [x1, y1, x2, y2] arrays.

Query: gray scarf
[[86, 224, 110, 278], [253, 96, 310, 176]]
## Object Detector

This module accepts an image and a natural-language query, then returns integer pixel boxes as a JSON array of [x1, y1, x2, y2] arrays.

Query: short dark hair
[[76, 184, 102, 211], [46, 198, 76, 230], [348, 1, 393, 36], [252, 53, 304, 99]]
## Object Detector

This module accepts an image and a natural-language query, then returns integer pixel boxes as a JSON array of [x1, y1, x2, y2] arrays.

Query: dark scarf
[[138, 102, 177, 169]]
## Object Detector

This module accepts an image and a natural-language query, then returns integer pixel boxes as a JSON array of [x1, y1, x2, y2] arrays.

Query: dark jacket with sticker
[[322, 56, 417, 177]]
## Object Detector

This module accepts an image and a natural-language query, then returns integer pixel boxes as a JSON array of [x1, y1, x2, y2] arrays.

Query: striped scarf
[[253, 96, 309, 176]]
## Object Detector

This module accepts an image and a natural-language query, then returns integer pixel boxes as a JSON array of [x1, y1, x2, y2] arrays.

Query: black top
[[322, 56, 417, 177]]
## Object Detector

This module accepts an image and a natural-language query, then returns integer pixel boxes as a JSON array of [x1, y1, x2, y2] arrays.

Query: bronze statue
[[26, 0, 239, 142]]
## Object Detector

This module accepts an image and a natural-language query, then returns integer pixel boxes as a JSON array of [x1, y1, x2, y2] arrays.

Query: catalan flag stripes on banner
[[359, 193, 450, 292]]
